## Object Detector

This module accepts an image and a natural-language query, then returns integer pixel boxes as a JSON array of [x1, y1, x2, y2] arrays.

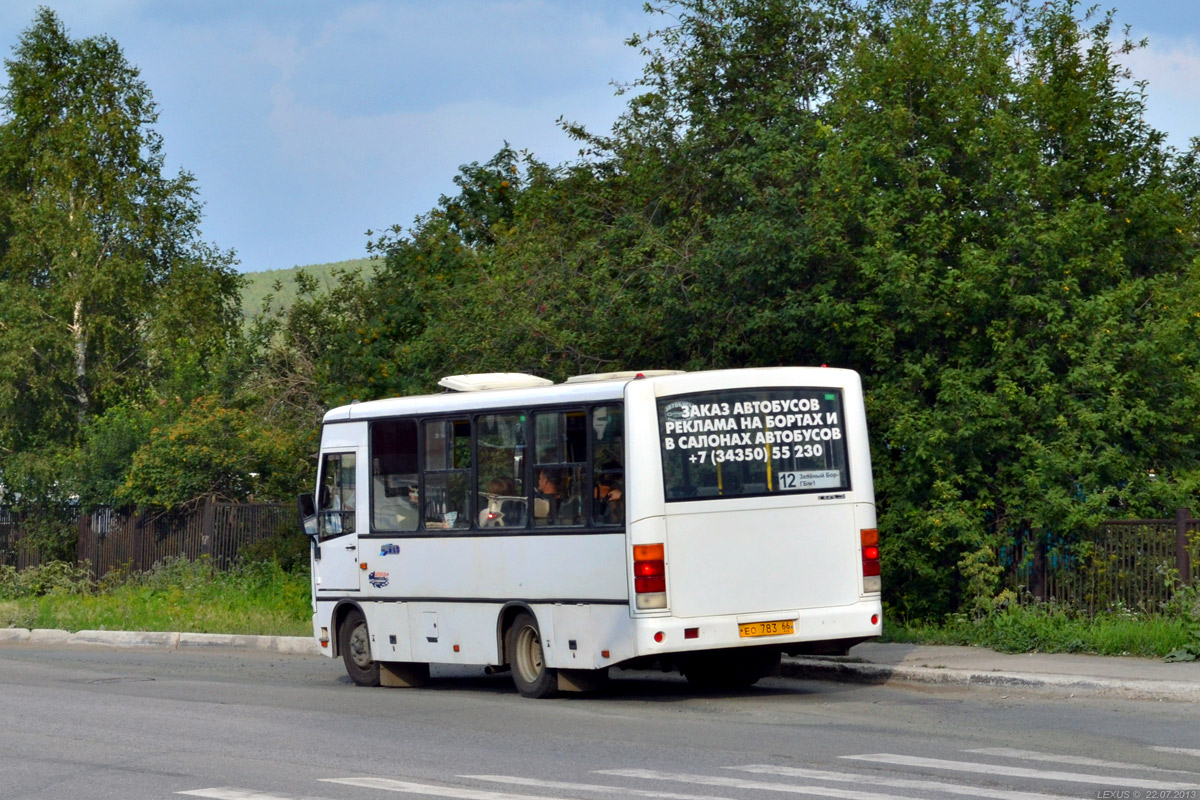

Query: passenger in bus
[[480, 477, 523, 527], [594, 463, 625, 525], [534, 469, 580, 526]]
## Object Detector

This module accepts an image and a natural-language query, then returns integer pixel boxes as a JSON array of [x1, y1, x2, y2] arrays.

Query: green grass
[[5, 557, 1198, 659], [0, 557, 312, 636], [883, 602, 1197, 659]]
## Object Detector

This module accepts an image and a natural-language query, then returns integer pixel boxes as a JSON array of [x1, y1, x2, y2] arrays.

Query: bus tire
[[682, 647, 780, 690], [507, 612, 558, 699], [340, 608, 380, 687]]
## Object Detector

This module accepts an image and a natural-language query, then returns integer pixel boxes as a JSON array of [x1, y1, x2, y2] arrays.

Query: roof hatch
[[438, 373, 554, 392]]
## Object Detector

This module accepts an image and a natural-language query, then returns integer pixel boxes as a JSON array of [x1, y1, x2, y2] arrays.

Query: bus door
[[313, 447, 365, 592]]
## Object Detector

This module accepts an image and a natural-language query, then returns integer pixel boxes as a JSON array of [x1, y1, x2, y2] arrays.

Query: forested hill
[[240, 258, 376, 319]]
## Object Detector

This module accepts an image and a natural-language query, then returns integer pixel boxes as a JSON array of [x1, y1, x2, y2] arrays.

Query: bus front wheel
[[340, 608, 380, 687], [507, 612, 558, 699]]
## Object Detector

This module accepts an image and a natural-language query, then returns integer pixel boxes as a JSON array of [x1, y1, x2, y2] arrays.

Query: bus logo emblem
[[368, 571, 390, 588]]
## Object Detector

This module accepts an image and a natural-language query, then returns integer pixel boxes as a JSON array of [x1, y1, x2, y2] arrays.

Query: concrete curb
[[780, 656, 1200, 703], [0, 627, 320, 655]]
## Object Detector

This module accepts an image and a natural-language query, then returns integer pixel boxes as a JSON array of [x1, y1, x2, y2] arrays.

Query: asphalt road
[[2, 643, 1199, 800]]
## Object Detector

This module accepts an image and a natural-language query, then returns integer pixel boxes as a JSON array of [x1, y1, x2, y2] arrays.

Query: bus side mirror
[[298, 493, 318, 537]]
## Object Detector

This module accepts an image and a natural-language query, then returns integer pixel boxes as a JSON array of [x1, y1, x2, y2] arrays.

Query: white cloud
[[1120, 35, 1200, 148]]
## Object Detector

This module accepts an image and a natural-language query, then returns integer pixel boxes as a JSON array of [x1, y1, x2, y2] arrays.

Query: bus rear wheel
[[340, 608, 380, 687], [507, 612, 558, 698]]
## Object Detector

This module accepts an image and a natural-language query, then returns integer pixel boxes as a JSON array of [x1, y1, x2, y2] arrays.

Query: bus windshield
[[659, 387, 850, 500]]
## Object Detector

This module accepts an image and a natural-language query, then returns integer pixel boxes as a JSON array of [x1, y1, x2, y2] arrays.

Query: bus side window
[[591, 404, 624, 526], [423, 418, 471, 530], [533, 410, 585, 527], [371, 419, 419, 532], [317, 452, 356, 539], [476, 413, 527, 528]]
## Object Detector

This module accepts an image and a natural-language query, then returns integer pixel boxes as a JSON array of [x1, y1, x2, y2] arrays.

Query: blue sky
[[1, 1, 1197, 273]]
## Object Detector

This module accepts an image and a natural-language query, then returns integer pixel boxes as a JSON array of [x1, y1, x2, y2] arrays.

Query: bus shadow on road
[[336, 664, 863, 702]]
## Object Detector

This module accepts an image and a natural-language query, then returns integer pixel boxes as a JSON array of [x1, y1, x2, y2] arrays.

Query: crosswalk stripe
[[841, 754, 1200, 790], [729, 763, 1063, 800], [465, 772, 734, 796], [465, 774, 735, 800], [1152, 747, 1200, 758], [966, 747, 1200, 776], [177, 790, 334, 800], [323, 777, 581, 800], [598, 768, 924, 800]]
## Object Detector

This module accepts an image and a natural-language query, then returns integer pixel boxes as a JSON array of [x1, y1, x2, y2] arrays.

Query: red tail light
[[861, 529, 881, 590], [633, 543, 667, 610]]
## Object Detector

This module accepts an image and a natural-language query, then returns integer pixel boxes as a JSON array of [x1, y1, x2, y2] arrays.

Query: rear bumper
[[629, 598, 882, 659]]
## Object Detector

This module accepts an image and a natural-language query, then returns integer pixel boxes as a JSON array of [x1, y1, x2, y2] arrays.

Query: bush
[[237, 521, 310, 573], [0, 560, 93, 600]]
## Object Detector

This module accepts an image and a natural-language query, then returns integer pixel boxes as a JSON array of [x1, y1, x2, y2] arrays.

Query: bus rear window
[[659, 388, 850, 500]]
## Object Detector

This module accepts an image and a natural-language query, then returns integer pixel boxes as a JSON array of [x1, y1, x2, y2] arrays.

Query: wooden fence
[[0, 500, 297, 577], [1006, 508, 1199, 614]]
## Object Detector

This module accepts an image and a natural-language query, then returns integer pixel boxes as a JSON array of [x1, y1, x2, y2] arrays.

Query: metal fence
[[1006, 508, 1199, 614], [0, 500, 297, 577]]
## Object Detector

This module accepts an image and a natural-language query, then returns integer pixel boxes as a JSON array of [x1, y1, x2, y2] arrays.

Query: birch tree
[[0, 8, 240, 457]]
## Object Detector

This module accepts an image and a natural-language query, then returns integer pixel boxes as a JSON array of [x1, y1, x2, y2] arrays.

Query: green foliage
[[237, 519, 311, 573], [887, 601, 1195, 658], [0, 556, 311, 636], [805, 0, 1200, 617], [0, 8, 242, 509], [0, 560, 93, 600], [69, 402, 157, 509], [272, 0, 1200, 623], [116, 396, 309, 510], [1, 2, 1198, 633], [1163, 585, 1200, 662]]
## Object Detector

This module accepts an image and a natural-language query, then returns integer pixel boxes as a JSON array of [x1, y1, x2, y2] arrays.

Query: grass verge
[[0, 557, 311, 637], [883, 602, 1196, 659], [5, 558, 1199, 660]]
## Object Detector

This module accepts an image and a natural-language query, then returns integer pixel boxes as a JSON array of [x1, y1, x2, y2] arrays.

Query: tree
[[117, 395, 307, 511], [0, 8, 241, 464], [298, 0, 1199, 619], [799, 0, 1200, 616]]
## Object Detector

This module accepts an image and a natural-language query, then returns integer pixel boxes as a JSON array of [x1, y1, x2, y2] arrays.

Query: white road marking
[[465, 774, 735, 800], [177, 790, 334, 800], [841, 754, 1200, 790], [1152, 746, 1200, 758], [323, 776, 581, 800], [730, 763, 1063, 799], [598, 768, 927, 800], [966, 747, 1200, 776]]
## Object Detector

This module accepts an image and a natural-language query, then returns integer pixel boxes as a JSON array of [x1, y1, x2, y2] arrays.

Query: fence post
[[1026, 533, 1047, 601], [201, 498, 215, 563], [1177, 507, 1193, 586]]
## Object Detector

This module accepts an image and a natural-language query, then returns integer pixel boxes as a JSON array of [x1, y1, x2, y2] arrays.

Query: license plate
[[738, 619, 794, 638]]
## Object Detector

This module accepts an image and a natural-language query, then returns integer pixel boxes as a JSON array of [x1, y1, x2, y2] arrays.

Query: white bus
[[299, 367, 882, 698]]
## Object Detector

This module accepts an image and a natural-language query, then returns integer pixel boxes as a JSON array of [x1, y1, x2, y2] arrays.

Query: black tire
[[507, 611, 558, 698], [682, 647, 780, 690], [340, 608, 380, 687]]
